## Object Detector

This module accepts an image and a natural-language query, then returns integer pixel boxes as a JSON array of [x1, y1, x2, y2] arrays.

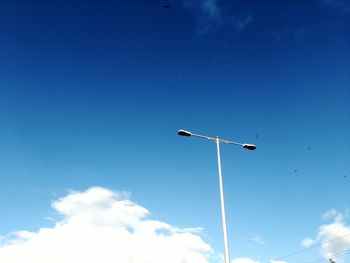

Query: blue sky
[[0, 1, 349, 262]]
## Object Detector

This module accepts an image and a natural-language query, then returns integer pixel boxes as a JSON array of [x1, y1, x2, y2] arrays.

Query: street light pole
[[178, 130, 256, 263], [216, 137, 230, 263]]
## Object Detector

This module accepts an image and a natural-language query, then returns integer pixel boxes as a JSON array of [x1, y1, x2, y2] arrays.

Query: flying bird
[[307, 147, 311, 150], [294, 169, 298, 173], [163, 4, 171, 8]]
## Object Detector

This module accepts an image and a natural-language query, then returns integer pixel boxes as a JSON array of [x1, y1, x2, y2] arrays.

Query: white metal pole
[[216, 137, 230, 263]]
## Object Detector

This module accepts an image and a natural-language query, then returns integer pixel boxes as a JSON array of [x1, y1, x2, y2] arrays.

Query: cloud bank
[[0, 187, 212, 263]]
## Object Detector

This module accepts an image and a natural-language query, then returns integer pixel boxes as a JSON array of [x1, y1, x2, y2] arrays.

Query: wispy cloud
[[294, 27, 310, 40], [0, 187, 212, 263], [321, 0, 350, 12], [182, 0, 253, 35], [234, 15, 253, 32], [183, 0, 221, 20], [271, 27, 311, 41], [323, 209, 344, 221], [182, 0, 222, 35], [251, 233, 265, 245], [201, 0, 221, 19], [301, 237, 315, 248]]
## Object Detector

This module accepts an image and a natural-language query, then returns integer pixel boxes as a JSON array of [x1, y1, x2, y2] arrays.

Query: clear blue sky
[[0, 0, 349, 262]]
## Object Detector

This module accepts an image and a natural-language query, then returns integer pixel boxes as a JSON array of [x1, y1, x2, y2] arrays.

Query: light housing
[[178, 129, 192, 136], [242, 144, 256, 150]]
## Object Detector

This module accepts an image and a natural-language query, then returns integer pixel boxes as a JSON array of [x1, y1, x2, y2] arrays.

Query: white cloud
[[232, 258, 286, 263], [323, 209, 342, 220], [301, 237, 315, 248], [232, 258, 260, 263], [0, 187, 212, 263], [251, 233, 265, 245], [303, 210, 350, 261], [319, 216, 350, 259]]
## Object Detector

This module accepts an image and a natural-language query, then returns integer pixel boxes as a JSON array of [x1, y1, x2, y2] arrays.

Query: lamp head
[[178, 129, 192, 137], [242, 144, 256, 150]]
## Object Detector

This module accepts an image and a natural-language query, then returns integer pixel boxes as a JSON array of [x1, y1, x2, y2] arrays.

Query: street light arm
[[220, 140, 256, 150], [191, 133, 217, 142], [185, 132, 243, 145], [178, 129, 256, 150], [219, 139, 244, 147]]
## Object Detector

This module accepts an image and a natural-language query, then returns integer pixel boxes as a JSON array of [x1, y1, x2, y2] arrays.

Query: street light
[[177, 129, 256, 263]]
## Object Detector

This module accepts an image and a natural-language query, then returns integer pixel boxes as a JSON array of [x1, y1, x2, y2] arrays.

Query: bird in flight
[[163, 4, 171, 9], [307, 147, 311, 150], [294, 169, 298, 173]]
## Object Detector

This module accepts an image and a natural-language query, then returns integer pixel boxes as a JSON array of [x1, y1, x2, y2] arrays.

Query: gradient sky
[[1, 0, 350, 262]]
